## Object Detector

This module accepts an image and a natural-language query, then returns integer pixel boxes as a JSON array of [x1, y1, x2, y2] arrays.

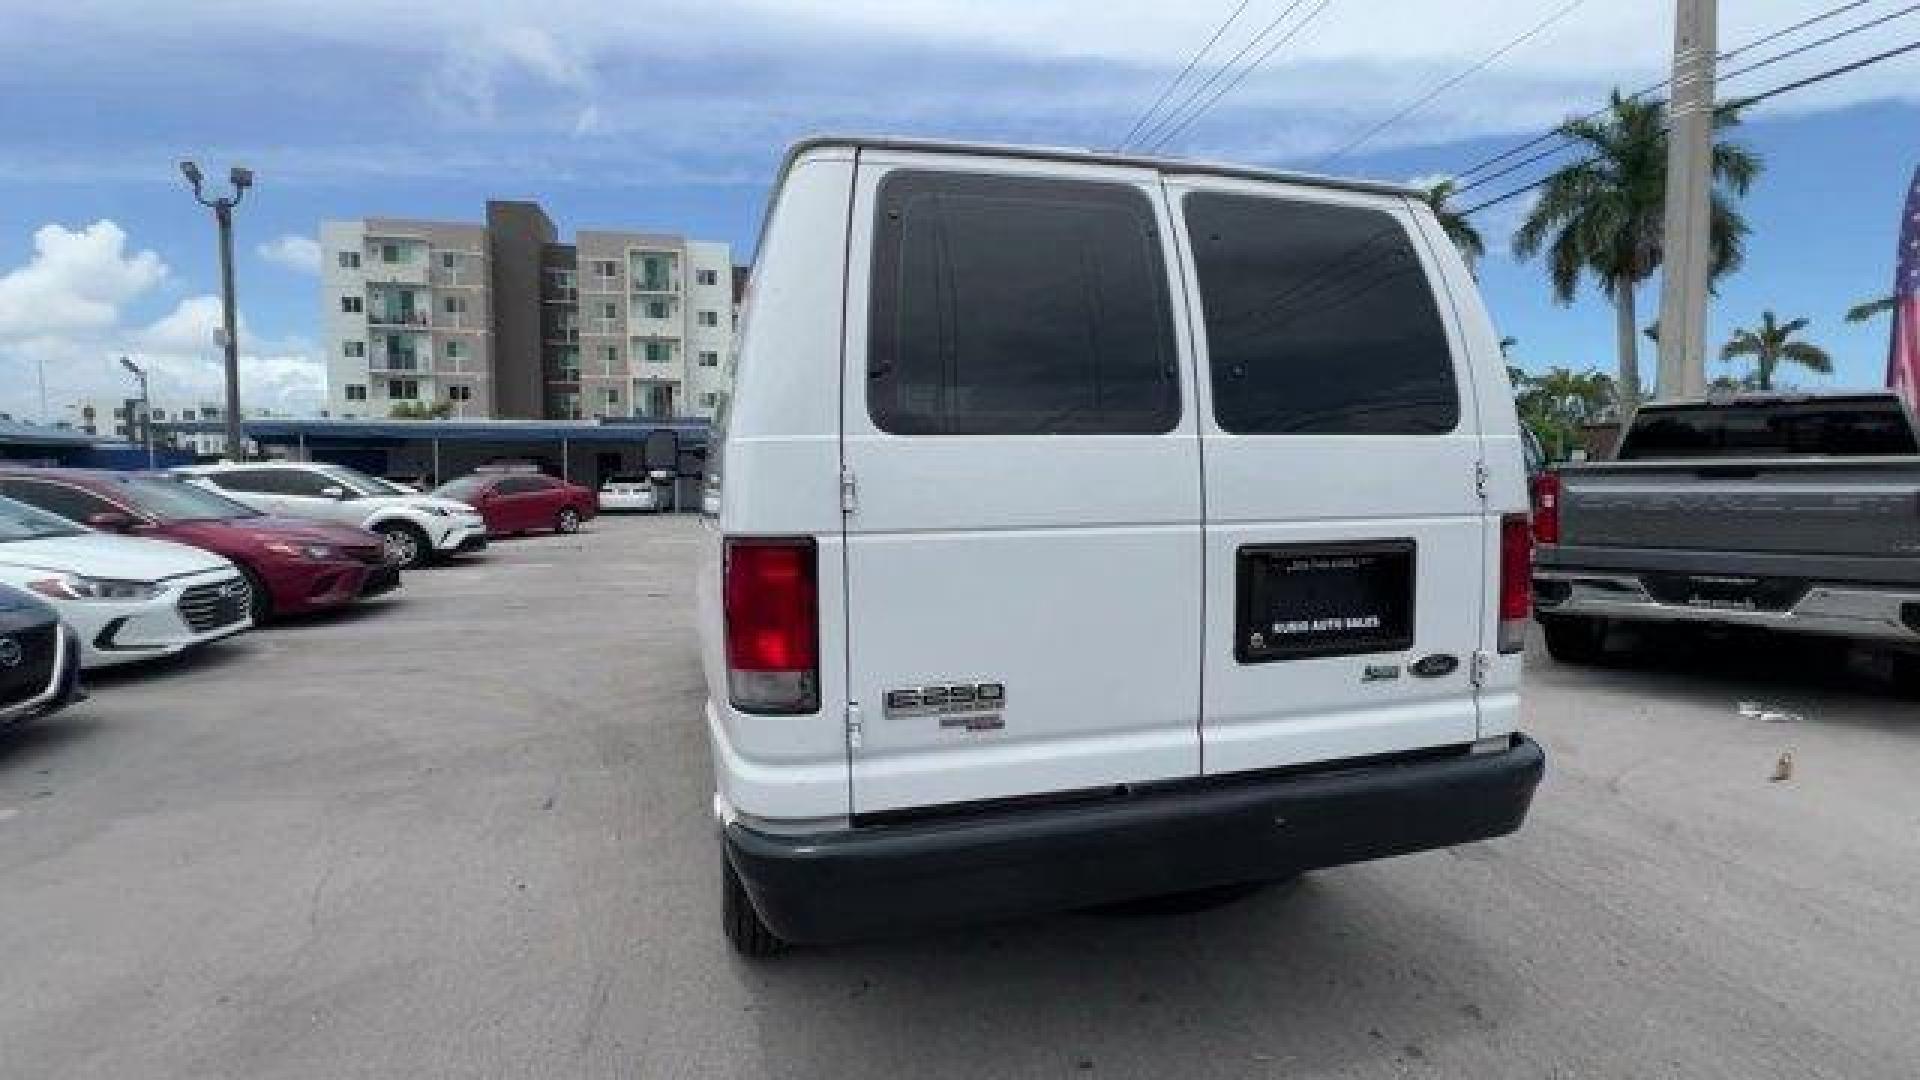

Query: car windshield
[[0, 495, 88, 542], [433, 475, 491, 501], [111, 476, 261, 522], [322, 465, 409, 498]]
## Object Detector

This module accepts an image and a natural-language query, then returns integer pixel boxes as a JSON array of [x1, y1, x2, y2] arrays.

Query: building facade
[[72, 397, 267, 458], [322, 202, 735, 422]]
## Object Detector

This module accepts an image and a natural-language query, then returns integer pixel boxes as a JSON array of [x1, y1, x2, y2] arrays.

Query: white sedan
[[597, 475, 660, 512], [0, 495, 253, 669]]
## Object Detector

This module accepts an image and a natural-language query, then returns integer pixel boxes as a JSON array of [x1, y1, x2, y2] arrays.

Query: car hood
[[164, 516, 380, 550], [0, 532, 234, 581], [359, 495, 478, 515]]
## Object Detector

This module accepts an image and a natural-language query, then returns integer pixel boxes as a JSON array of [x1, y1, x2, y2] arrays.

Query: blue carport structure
[[241, 417, 712, 506], [0, 418, 195, 469]]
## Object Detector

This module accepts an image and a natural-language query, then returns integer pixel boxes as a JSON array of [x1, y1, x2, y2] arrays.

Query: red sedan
[[433, 472, 598, 536], [0, 468, 396, 621]]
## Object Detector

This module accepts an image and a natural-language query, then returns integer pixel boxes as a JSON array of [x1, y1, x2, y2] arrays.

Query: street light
[[179, 159, 253, 460], [119, 355, 154, 469]]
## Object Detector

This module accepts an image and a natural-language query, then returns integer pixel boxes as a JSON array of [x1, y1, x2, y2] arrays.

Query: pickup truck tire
[[723, 852, 787, 958], [1541, 614, 1609, 665]]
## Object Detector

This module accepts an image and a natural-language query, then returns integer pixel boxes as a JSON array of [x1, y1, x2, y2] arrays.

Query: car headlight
[[419, 505, 452, 517], [263, 541, 339, 561], [28, 575, 161, 602]]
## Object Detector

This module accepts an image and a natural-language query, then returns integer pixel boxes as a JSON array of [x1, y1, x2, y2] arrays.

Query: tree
[[389, 400, 452, 420], [1513, 366, 1616, 459], [1719, 310, 1831, 391], [1420, 179, 1485, 273], [1846, 296, 1896, 323], [1513, 90, 1760, 412]]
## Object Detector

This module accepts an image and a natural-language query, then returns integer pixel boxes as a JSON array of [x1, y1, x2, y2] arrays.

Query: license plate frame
[[1235, 539, 1417, 664]]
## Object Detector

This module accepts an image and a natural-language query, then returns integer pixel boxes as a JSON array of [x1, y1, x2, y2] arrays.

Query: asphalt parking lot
[[3, 514, 1918, 1079]]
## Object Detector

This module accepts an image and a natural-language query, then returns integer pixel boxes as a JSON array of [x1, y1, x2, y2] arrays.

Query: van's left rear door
[[840, 150, 1203, 815]]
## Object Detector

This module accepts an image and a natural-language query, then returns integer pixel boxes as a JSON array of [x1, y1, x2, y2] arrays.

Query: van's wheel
[[376, 522, 430, 570], [1541, 614, 1608, 665], [722, 853, 786, 958], [555, 507, 582, 534]]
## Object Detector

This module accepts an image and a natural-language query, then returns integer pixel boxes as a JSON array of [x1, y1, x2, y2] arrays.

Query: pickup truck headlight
[[263, 541, 339, 561], [27, 575, 160, 602]]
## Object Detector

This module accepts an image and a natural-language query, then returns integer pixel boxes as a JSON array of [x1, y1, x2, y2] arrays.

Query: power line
[[1453, 0, 1885, 182], [1451, 1, 1920, 197], [1129, 0, 1316, 151], [1317, 0, 1587, 167], [1457, 34, 1920, 217], [1142, 0, 1337, 152], [1116, 0, 1256, 150]]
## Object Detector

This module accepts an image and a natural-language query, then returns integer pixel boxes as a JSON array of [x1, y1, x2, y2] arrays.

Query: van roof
[[780, 136, 1421, 200]]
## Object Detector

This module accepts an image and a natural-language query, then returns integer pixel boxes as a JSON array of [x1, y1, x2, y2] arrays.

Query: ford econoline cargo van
[[699, 138, 1544, 955]]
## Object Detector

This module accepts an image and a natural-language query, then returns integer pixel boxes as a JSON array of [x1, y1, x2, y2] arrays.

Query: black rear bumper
[[726, 735, 1545, 944]]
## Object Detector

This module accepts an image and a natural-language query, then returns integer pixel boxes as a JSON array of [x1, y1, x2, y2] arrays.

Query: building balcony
[[542, 286, 578, 304], [368, 310, 431, 328], [436, 311, 477, 331], [368, 353, 424, 373], [630, 276, 680, 295], [430, 267, 477, 288], [585, 317, 622, 336]]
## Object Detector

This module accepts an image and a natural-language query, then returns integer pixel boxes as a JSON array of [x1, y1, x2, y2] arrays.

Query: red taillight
[[1530, 470, 1560, 546], [1499, 513, 1532, 654], [723, 537, 819, 713]]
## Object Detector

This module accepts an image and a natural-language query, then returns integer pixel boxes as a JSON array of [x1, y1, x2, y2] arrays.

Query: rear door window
[[1184, 192, 1459, 435], [1618, 400, 1920, 458], [868, 170, 1180, 435]]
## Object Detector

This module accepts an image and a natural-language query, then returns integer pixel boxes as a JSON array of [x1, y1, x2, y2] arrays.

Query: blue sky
[[1, 0, 1915, 419]]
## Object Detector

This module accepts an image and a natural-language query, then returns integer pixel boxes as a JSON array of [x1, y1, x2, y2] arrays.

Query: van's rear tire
[[1541, 614, 1608, 665], [722, 853, 786, 958]]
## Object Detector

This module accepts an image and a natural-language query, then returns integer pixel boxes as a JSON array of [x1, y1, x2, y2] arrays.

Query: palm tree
[[1720, 310, 1832, 391], [1421, 179, 1484, 273], [1846, 296, 1896, 323], [1514, 90, 1761, 411]]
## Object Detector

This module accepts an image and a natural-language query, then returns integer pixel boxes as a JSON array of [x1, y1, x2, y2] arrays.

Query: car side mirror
[[319, 485, 348, 500], [87, 510, 136, 532]]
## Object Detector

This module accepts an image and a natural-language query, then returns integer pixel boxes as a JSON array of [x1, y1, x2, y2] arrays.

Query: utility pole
[[179, 160, 253, 460], [1654, 0, 1716, 400]]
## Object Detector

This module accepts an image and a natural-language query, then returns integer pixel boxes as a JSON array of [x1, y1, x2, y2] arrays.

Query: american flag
[[1889, 166, 1920, 413]]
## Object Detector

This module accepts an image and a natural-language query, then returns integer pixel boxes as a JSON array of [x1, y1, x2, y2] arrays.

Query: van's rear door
[[841, 151, 1203, 815], [1166, 178, 1486, 774]]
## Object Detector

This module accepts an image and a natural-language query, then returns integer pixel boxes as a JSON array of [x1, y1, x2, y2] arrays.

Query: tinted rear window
[[1185, 192, 1459, 434], [868, 170, 1180, 435], [1619, 400, 1919, 459]]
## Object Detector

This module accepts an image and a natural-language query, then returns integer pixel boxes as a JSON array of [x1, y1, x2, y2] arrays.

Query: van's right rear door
[[1167, 178, 1487, 775]]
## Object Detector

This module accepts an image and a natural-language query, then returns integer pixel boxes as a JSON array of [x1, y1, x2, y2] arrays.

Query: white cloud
[[0, 221, 167, 338], [0, 223, 322, 423], [257, 233, 321, 274]]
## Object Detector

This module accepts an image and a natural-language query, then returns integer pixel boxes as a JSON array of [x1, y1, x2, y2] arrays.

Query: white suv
[[701, 139, 1544, 955], [178, 462, 487, 569]]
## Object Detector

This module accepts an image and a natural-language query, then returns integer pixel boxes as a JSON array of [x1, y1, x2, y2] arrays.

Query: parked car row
[[0, 459, 609, 728]]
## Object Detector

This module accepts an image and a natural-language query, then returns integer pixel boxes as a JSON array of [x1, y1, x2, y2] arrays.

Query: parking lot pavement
[[2, 514, 1918, 1079]]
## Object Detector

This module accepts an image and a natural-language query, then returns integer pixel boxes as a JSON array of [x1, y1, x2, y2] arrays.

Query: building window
[[343, 340, 366, 358], [338, 251, 361, 269], [644, 299, 668, 319], [603, 345, 619, 368], [448, 385, 472, 402], [445, 340, 464, 359], [698, 268, 718, 286], [600, 387, 620, 407], [381, 243, 402, 264], [345, 385, 368, 402], [698, 350, 719, 367], [443, 295, 467, 315], [202, 407, 220, 420], [592, 259, 619, 278], [388, 379, 418, 399], [340, 295, 363, 314], [701, 392, 718, 408], [597, 300, 617, 319], [697, 310, 718, 327], [559, 392, 581, 419], [440, 251, 458, 269], [557, 346, 580, 380], [645, 341, 671, 364]]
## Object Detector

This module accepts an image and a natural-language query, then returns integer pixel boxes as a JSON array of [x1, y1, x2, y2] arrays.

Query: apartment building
[[72, 397, 265, 457], [322, 202, 736, 422]]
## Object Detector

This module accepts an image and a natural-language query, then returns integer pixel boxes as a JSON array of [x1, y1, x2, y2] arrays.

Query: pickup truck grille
[[1640, 573, 1809, 613], [178, 578, 250, 632], [0, 624, 58, 706]]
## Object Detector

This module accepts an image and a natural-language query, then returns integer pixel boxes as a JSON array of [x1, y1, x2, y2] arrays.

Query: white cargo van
[[699, 138, 1543, 955]]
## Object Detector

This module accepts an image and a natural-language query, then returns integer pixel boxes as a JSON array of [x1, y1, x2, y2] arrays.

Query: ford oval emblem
[[1410, 653, 1458, 679]]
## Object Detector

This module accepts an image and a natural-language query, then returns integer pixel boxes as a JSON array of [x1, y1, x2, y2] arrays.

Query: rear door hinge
[[1474, 460, 1491, 501], [839, 467, 858, 514], [845, 702, 864, 750], [1470, 650, 1491, 688]]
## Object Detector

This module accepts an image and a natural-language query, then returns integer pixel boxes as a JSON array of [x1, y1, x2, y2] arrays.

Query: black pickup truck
[[1531, 392, 1920, 678]]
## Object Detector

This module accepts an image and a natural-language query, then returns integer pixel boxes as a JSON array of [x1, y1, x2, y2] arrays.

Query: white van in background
[[700, 138, 1544, 955]]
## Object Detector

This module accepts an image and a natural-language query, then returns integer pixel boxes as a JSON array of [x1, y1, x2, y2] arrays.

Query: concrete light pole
[[179, 160, 252, 460], [1654, 0, 1717, 401]]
